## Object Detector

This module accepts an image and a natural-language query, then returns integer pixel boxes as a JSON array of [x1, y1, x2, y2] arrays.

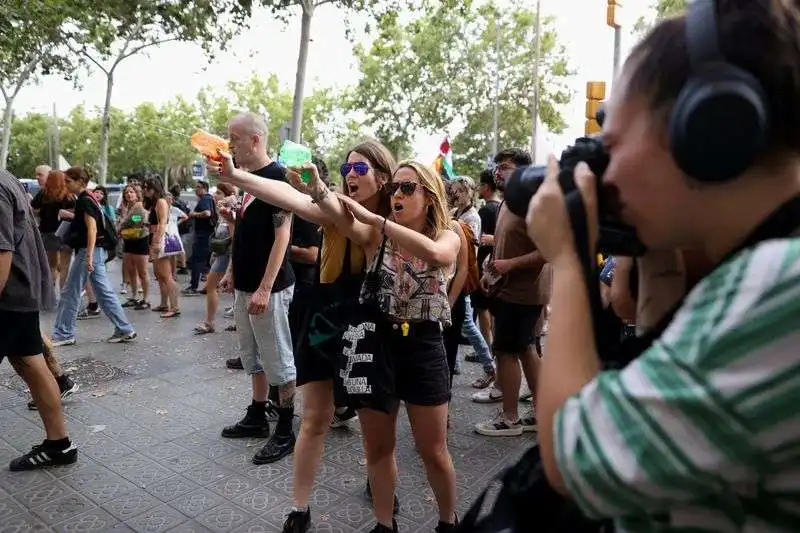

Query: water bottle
[[278, 140, 313, 183]]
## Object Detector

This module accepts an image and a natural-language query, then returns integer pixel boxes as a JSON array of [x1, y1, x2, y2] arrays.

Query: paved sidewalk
[[0, 269, 534, 532]]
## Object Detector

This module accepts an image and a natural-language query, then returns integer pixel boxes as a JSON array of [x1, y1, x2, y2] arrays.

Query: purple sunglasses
[[340, 162, 370, 178]]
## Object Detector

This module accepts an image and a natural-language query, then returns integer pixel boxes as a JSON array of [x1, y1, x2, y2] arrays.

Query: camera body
[[504, 136, 646, 257]]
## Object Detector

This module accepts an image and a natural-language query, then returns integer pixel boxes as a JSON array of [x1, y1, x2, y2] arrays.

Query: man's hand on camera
[[526, 155, 598, 268]]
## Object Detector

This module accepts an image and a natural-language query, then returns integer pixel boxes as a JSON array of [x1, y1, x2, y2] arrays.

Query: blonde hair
[[395, 160, 451, 239]]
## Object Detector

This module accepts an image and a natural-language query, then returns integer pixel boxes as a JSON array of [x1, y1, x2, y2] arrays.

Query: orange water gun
[[191, 130, 229, 161]]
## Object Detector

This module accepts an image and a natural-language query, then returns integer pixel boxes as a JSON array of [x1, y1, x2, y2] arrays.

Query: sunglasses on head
[[389, 181, 424, 196], [340, 162, 370, 177]]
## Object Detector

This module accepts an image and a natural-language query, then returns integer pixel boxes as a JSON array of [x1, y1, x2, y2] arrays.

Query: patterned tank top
[[363, 237, 453, 326]]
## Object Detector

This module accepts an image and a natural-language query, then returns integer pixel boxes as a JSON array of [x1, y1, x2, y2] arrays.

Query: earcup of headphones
[[669, 65, 769, 183]]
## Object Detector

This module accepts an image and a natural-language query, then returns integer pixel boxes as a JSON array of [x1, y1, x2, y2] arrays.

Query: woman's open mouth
[[393, 203, 404, 212], [347, 183, 359, 196]]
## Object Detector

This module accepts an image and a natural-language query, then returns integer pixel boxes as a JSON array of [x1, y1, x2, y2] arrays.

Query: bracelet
[[381, 216, 388, 234], [310, 186, 329, 204]]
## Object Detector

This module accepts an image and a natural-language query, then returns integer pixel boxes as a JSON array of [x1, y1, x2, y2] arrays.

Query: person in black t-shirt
[[472, 169, 502, 343], [30, 169, 75, 291], [183, 180, 214, 295], [288, 157, 326, 345], [216, 112, 297, 465], [50, 167, 136, 346]]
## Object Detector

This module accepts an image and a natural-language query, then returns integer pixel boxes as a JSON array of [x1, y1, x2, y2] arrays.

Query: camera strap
[[562, 181, 608, 353]]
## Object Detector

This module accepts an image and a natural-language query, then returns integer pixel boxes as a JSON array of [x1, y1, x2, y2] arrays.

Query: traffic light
[[607, 0, 621, 28], [585, 81, 605, 135]]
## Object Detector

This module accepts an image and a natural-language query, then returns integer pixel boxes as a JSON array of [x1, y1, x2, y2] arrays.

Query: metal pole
[[491, 15, 500, 157], [52, 102, 60, 170], [613, 26, 622, 76], [530, 0, 542, 161]]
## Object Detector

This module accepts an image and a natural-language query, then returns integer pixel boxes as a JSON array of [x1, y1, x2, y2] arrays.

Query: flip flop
[[161, 310, 181, 319]]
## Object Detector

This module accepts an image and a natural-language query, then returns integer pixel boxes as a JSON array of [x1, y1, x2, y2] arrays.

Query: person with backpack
[[447, 176, 494, 385], [50, 167, 136, 346], [528, 2, 800, 530]]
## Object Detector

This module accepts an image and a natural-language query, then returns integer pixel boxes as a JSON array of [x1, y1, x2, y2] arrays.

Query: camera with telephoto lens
[[503, 135, 646, 257]]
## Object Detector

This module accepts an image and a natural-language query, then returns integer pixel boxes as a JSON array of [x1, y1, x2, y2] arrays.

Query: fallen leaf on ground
[[90, 391, 106, 397], [89, 425, 106, 433], [155, 409, 168, 415]]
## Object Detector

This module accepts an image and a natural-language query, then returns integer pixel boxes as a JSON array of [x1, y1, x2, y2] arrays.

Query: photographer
[[528, 1, 800, 530]]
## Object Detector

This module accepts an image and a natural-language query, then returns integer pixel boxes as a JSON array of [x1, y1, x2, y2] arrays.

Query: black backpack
[[86, 194, 118, 262]]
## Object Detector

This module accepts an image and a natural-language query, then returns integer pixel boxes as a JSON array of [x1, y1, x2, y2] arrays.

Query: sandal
[[152, 305, 169, 312], [193, 323, 215, 334], [121, 298, 138, 308], [134, 300, 151, 311], [161, 310, 181, 319]]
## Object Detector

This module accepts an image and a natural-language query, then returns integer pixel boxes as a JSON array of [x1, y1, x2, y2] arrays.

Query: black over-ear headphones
[[668, 0, 770, 182]]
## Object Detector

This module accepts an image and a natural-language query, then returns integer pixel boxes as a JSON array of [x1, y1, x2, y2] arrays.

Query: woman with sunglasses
[[208, 139, 398, 533], [313, 161, 461, 533]]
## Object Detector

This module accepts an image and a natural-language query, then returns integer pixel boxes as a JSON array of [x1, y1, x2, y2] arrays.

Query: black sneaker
[[181, 287, 200, 296], [221, 405, 270, 438], [28, 375, 79, 411], [9, 441, 78, 471], [252, 431, 295, 464], [77, 307, 101, 320], [134, 300, 151, 311], [121, 298, 138, 308], [329, 407, 358, 428], [365, 480, 400, 515], [282, 507, 311, 533], [226, 357, 244, 370], [107, 331, 137, 344]]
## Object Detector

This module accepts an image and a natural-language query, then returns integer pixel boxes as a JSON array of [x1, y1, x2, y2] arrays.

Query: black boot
[[221, 402, 270, 438], [368, 520, 397, 533], [365, 479, 400, 515], [253, 405, 295, 464], [435, 514, 459, 532], [282, 506, 311, 533]]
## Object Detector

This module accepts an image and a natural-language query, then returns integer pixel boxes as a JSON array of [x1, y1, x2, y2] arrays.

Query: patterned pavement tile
[[0, 270, 535, 532]]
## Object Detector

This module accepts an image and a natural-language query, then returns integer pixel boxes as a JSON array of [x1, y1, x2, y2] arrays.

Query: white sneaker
[[471, 386, 503, 404], [223, 306, 234, 319], [52, 338, 76, 347], [474, 410, 523, 437], [519, 382, 532, 402]]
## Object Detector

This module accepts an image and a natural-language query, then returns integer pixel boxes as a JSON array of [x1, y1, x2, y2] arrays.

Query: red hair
[[42, 170, 69, 202]]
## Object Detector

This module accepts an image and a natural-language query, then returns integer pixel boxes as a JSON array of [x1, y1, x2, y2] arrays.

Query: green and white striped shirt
[[555, 239, 800, 532]]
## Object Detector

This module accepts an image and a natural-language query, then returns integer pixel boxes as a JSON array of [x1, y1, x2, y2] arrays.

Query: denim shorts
[[210, 253, 230, 273], [234, 286, 296, 385]]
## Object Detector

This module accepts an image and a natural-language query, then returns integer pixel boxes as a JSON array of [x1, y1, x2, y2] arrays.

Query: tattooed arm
[[635, 250, 687, 335], [257, 210, 293, 293]]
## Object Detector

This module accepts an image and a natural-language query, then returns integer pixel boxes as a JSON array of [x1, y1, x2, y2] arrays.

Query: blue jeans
[[190, 232, 211, 290], [52, 248, 134, 341], [461, 295, 494, 373]]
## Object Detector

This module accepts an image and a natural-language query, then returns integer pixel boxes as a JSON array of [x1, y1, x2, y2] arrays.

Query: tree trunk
[[98, 70, 115, 185], [290, 1, 315, 143], [0, 95, 14, 170]]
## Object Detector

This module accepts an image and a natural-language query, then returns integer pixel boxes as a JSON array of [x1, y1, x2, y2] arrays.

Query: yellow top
[[319, 225, 365, 283]]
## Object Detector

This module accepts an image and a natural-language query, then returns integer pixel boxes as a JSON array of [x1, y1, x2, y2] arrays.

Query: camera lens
[[504, 165, 546, 218]]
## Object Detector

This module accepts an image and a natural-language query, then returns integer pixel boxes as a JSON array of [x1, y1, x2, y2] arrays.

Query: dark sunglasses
[[340, 162, 370, 177], [389, 181, 424, 196]]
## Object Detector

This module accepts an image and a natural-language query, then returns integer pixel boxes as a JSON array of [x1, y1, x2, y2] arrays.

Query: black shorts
[[0, 310, 43, 362], [490, 299, 542, 355], [123, 237, 149, 256], [383, 321, 450, 406]]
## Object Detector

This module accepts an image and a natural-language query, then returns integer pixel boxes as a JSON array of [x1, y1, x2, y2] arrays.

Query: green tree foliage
[[350, 2, 573, 177], [0, 0, 84, 169], [4, 75, 345, 183], [65, 0, 253, 184], [634, 0, 687, 35]]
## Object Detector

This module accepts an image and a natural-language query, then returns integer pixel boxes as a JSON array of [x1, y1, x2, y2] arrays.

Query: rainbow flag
[[433, 137, 455, 180]]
